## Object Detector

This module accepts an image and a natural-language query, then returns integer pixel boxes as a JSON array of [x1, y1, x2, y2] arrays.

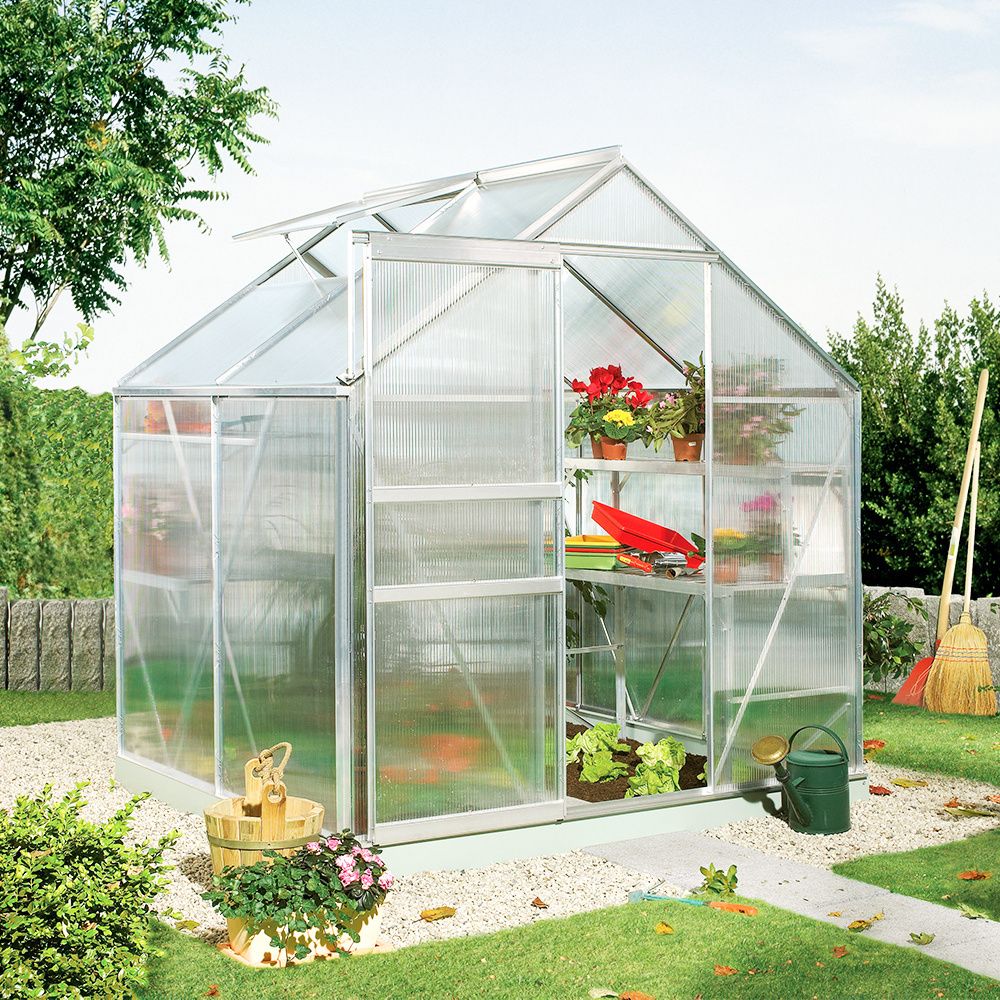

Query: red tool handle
[[617, 553, 652, 573], [709, 901, 757, 915]]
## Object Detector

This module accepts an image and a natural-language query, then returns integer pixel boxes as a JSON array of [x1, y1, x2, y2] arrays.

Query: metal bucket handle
[[789, 725, 849, 763]]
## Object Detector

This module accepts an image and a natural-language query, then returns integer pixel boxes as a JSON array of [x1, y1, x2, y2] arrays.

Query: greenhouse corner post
[[113, 397, 124, 756], [554, 264, 566, 806], [212, 396, 223, 794], [703, 260, 715, 793]]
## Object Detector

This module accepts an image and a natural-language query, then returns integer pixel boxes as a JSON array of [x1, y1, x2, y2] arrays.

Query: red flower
[[571, 379, 589, 393], [629, 389, 653, 408]]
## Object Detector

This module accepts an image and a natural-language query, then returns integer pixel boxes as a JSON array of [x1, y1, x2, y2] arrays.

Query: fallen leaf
[[420, 906, 456, 922], [892, 778, 928, 788], [747, 968, 758, 975], [958, 870, 992, 880], [832, 946, 848, 958], [961, 734, 977, 741], [203, 989, 219, 998], [588, 990, 618, 999], [619, 993, 655, 1000], [816, 961, 825, 967], [945, 806, 994, 817], [531, 897, 549, 908], [944, 797, 961, 808], [909, 932, 935, 945], [869, 785, 892, 796], [868, 694, 884, 700], [848, 912, 884, 932], [714, 965, 738, 976], [988, 795, 1000, 804], [959, 902, 990, 919], [175, 919, 200, 932], [654, 921, 674, 934], [968, 749, 980, 755], [828, 911, 841, 917], [862, 739, 886, 750]]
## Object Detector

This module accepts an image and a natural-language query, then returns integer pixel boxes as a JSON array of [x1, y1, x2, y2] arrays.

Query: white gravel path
[[3, 718, 999, 951]]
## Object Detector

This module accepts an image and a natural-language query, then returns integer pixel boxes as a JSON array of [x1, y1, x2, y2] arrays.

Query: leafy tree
[[830, 278, 999, 596], [0, 0, 276, 374]]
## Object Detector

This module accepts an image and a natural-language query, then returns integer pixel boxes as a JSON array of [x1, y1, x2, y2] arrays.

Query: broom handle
[[964, 442, 980, 617], [937, 369, 989, 641]]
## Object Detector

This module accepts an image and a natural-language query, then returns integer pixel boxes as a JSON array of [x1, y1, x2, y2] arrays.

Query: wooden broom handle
[[964, 442, 980, 617], [937, 369, 989, 640]]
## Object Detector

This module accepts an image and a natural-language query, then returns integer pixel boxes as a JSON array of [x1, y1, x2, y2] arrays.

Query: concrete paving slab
[[584, 830, 1000, 981]]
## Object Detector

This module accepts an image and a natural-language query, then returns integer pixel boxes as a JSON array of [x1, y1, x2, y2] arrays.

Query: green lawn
[[834, 829, 1000, 922], [0, 688, 115, 727], [139, 899, 997, 1000], [863, 691, 1000, 784]]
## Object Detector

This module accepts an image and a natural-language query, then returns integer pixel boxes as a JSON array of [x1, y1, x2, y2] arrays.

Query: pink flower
[[358, 847, 375, 863], [371, 855, 383, 866], [336, 855, 356, 870], [306, 841, 320, 853], [339, 868, 361, 886], [378, 872, 394, 891], [325, 838, 340, 851], [361, 870, 374, 889]]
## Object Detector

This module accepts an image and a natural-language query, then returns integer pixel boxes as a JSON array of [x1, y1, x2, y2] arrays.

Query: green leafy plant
[[566, 722, 630, 765], [645, 354, 706, 449], [202, 830, 394, 960], [626, 737, 687, 797], [565, 365, 652, 448], [580, 750, 630, 784], [862, 590, 927, 684], [0, 782, 180, 999], [697, 863, 739, 897]]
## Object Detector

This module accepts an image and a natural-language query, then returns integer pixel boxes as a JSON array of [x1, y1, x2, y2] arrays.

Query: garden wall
[[867, 585, 1000, 699], [0, 587, 115, 692]]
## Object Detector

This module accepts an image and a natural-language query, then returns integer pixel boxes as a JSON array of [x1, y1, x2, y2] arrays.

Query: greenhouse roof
[[118, 147, 852, 392]]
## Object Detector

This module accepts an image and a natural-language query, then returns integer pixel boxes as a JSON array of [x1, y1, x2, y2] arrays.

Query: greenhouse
[[113, 146, 862, 864]]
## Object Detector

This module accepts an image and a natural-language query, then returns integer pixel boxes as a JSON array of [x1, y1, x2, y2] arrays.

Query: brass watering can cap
[[750, 734, 790, 767]]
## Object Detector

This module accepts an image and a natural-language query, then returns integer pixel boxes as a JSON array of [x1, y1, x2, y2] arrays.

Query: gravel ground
[[3, 718, 999, 951]]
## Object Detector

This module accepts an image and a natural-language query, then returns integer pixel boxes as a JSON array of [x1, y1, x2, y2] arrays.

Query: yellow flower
[[714, 528, 745, 540], [603, 409, 635, 428]]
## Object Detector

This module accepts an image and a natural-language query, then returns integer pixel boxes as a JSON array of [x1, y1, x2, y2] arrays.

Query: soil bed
[[566, 723, 707, 803]]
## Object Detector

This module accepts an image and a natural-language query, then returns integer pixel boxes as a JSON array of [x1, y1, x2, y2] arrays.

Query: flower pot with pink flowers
[[202, 829, 393, 966], [645, 355, 706, 460]]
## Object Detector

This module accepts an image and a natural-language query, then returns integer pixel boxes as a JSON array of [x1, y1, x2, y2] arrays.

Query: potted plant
[[566, 364, 651, 457], [598, 406, 646, 459], [202, 829, 393, 966], [713, 356, 804, 464], [743, 492, 783, 581], [712, 527, 747, 584], [645, 356, 706, 460]]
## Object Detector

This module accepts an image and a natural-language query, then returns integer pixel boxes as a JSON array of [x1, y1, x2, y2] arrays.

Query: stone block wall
[[0, 587, 115, 692]]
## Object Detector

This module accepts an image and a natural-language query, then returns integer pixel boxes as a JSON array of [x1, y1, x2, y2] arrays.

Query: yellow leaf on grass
[[848, 912, 884, 932], [654, 921, 674, 934], [892, 779, 928, 788], [958, 870, 992, 880], [714, 965, 739, 975], [420, 906, 456, 922]]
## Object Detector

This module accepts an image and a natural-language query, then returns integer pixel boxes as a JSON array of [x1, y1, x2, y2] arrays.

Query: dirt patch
[[566, 723, 707, 803]]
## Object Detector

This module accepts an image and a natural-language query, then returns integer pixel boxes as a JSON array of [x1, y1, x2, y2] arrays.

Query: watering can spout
[[751, 726, 851, 835]]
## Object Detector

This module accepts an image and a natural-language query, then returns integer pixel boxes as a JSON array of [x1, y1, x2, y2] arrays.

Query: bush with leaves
[[862, 590, 927, 684], [0, 783, 180, 999]]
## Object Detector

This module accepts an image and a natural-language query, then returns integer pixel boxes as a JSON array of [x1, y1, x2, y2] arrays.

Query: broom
[[894, 368, 990, 704], [923, 443, 996, 715]]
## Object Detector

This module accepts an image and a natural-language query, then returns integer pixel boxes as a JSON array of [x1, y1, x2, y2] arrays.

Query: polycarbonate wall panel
[[565, 255, 705, 376], [305, 217, 388, 275], [226, 280, 350, 386], [374, 501, 556, 587], [541, 168, 708, 249], [710, 262, 861, 790], [118, 397, 214, 782], [218, 398, 342, 810], [422, 165, 601, 239], [373, 594, 558, 825], [126, 280, 341, 387], [369, 261, 557, 487], [377, 198, 451, 233]]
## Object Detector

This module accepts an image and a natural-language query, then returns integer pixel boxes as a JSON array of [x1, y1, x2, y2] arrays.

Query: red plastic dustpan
[[591, 501, 704, 569], [892, 648, 937, 706]]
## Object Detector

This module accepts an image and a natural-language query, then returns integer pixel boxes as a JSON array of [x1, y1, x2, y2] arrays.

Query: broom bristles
[[923, 613, 996, 715]]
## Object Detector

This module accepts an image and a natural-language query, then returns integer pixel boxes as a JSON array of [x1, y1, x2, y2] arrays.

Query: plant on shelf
[[712, 527, 748, 556], [565, 364, 652, 450], [742, 492, 782, 556], [645, 355, 706, 451], [626, 737, 687, 797], [202, 829, 393, 961], [713, 356, 804, 464]]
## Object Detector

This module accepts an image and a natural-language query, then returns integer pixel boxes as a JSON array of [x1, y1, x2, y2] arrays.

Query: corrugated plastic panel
[[565, 255, 705, 374], [218, 398, 342, 808], [541, 167, 709, 249], [421, 165, 602, 239], [124, 280, 340, 387], [118, 397, 214, 782], [369, 260, 557, 487], [305, 217, 389, 275], [377, 198, 453, 233], [710, 262, 859, 789], [373, 593, 558, 824]]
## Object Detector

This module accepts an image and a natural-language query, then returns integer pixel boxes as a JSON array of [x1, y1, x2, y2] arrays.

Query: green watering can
[[750, 725, 851, 835]]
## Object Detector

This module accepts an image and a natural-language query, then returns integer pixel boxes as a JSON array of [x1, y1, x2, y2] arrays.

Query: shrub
[[862, 590, 926, 684], [0, 783, 180, 999]]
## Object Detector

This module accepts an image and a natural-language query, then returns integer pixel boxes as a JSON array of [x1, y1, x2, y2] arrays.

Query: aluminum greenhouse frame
[[113, 147, 863, 868]]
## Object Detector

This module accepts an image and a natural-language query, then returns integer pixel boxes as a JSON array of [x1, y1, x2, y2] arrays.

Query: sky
[[11, 0, 1000, 393]]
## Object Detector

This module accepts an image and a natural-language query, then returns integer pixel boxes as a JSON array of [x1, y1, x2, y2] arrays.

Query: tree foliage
[[0, 0, 276, 370], [829, 277, 1000, 596]]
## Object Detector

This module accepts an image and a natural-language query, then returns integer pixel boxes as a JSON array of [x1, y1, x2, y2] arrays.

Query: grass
[[139, 899, 998, 1000], [863, 691, 1000, 784], [834, 829, 1000, 923], [0, 688, 115, 727]]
